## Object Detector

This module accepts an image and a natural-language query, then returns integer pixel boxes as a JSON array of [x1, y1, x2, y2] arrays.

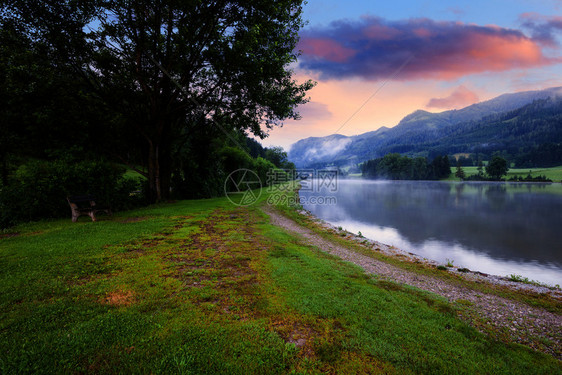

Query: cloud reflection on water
[[300, 180, 562, 286]]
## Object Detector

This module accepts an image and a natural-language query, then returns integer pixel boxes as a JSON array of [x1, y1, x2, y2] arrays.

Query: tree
[[264, 146, 289, 169], [430, 155, 451, 179], [476, 159, 484, 176], [455, 161, 465, 180], [377, 153, 403, 180], [486, 156, 509, 180], [0, 9, 114, 183], [4, 0, 314, 202], [441, 155, 451, 178], [412, 157, 429, 180]]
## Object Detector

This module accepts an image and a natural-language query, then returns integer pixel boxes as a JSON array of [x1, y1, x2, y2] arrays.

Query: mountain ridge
[[289, 87, 562, 167]]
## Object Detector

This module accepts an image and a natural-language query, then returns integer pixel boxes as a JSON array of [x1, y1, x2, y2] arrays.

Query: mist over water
[[300, 179, 562, 286]]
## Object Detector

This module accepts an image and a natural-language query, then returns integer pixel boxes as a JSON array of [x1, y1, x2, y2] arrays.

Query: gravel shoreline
[[301, 209, 562, 296], [262, 205, 562, 359]]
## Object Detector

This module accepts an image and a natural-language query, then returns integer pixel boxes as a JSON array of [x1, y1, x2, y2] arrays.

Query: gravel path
[[262, 206, 562, 359]]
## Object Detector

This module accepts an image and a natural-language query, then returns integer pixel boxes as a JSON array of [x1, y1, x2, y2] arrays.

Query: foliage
[[463, 174, 494, 182], [253, 157, 278, 187], [507, 274, 552, 288], [169, 128, 292, 200], [0, 159, 142, 228], [509, 274, 530, 283], [362, 154, 451, 180], [486, 156, 509, 180], [2, 0, 314, 202], [423, 99, 562, 163], [446, 165, 562, 182], [477, 159, 485, 176], [264, 146, 294, 170], [513, 143, 562, 168], [431, 155, 451, 178], [220, 147, 255, 173], [0, 14, 111, 185], [508, 174, 553, 183], [455, 161, 466, 180]]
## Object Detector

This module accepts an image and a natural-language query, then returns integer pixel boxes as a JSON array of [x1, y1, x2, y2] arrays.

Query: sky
[[260, 0, 562, 150]]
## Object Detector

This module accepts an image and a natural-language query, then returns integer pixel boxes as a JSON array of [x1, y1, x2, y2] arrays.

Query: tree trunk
[[146, 130, 172, 203], [0, 154, 7, 186], [147, 142, 161, 203]]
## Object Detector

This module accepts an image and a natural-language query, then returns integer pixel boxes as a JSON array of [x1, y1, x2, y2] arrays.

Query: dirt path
[[262, 206, 562, 359]]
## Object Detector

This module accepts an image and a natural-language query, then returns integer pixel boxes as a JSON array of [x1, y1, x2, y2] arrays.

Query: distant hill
[[289, 87, 562, 167]]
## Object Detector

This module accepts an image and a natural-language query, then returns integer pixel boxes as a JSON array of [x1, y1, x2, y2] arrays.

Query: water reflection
[[300, 180, 562, 285]]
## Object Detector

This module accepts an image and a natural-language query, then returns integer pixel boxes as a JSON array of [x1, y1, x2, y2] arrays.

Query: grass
[[123, 166, 147, 181], [273, 188, 562, 315], [447, 165, 562, 182], [506, 166, 562, 182], [1, 189, 561, 373]]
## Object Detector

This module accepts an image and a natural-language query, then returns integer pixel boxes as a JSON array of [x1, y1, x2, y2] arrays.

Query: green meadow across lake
[[1, 187, 561, 374], [444, 166, 562, 183]]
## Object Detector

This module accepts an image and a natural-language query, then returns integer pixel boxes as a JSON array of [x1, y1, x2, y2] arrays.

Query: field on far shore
[[447, 165, 562, 182]]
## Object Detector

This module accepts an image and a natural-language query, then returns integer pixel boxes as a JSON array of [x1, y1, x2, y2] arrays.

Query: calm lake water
[[299, 179, 562, 286]]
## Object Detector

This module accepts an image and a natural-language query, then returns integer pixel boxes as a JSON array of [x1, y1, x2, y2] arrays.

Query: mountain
[[289, 87, 562, 167]]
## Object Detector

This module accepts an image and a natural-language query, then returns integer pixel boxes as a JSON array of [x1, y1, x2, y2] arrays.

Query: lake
[[299, 179, 562, 286]]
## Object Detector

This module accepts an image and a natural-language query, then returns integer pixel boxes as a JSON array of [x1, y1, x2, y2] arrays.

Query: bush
[[252, 157, 277, 187], [0, 159, 143, 228]]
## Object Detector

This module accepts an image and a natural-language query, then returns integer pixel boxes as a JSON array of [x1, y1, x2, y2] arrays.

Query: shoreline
[[296, 179, 562, 289], [265, 203, 562, 359], [343, 175, 562, 185], [294, 207, 562, 297]]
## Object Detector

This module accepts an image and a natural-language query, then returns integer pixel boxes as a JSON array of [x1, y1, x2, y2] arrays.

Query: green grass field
[[123, 167, 147, 181], [1, 190, 561, 373], [447, 165, 562, 182]]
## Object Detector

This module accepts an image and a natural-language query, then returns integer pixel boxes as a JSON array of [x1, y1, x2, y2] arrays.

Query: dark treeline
[[361, 154, 451, 180], [512, 143, 562, 168], [0, 0, 313, 228], [0, 130, 293, 228], [441, 142, 562, 169]]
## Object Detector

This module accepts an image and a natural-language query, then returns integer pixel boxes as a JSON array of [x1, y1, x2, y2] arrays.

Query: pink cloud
[[426, 86, 479, 109], [298, 38, 356, 63], [298, 17, 560, 81]]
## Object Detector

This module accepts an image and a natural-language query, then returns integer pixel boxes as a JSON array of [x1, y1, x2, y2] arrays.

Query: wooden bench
[[67, 195, 112, 222]]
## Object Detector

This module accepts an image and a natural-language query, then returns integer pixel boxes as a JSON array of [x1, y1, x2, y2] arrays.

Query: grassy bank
[[446, 165, 562, 182], [1, 191, 561, 373]]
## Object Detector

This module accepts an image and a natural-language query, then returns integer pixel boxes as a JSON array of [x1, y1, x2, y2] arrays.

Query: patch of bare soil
[[118, 216, 149, 223], [262, 205, 562, 360], [104, 290, 135, 306], [162, 209, 333, 359], [164, 209, 266, 319]]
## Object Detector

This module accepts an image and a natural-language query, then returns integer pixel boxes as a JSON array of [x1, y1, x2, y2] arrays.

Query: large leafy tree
[[3, 0, 313, 201], [0, 4, 106, 183], [486, 156, 509, 180]]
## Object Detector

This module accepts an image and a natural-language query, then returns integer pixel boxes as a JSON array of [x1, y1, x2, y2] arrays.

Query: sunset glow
[[261, 0, 562, 149]]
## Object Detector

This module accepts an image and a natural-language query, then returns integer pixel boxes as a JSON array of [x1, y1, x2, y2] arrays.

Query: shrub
[[0, 159, 143, 228], [252, 157, 278, 187]]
